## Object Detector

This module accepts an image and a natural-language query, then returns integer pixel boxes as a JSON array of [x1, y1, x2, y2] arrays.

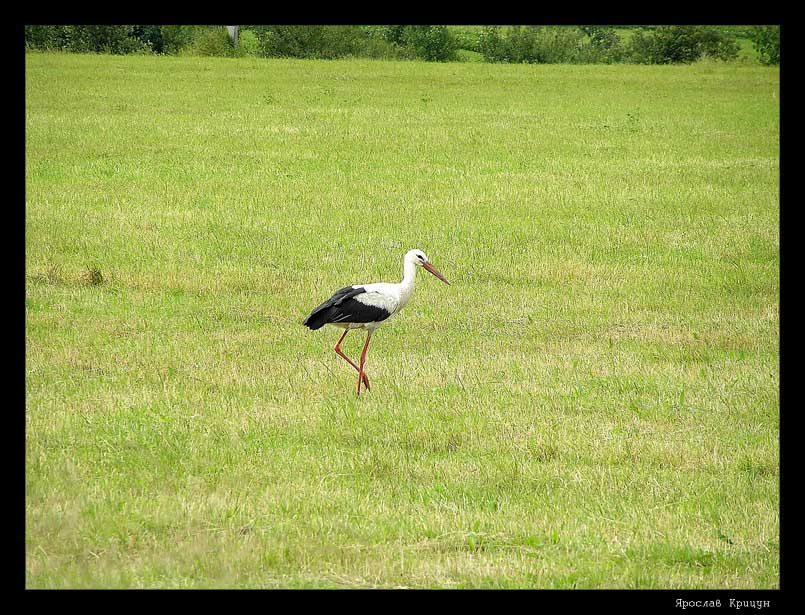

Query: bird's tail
[[302, 308, 331, 330]]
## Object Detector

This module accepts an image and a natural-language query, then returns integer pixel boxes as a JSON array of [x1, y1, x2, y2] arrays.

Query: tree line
[[24, 25, 780, 66]]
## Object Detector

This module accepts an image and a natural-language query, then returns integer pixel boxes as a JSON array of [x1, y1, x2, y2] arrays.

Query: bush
[[505, 26, 542, 63], [533, 26, 586, 63], [25, 25, 150, 54], [182, 26, 243, 57], [751, 26, 780, 65], [579, 26, 625, 63], [401, 26, 456, 62], [694, 26, 741, 61], [359, 35, 417, 60], [628, 26, 738, 64], [130, 26, 164, 54], [252, 25, 348, 59], [252, 26, 332, 58], [23, 23, 751, 65], [480, 26, 597, 64], [363, 25, 456, 61], [251, 25, 415, 60], [24, 24, 254, 57], [163, 26, 253, 57], [237, 29, 260, 56], [25, 25, 67, 50], [450, 27, 483, 53], [479, 26, 506, 62], [479, 26, 539, 63], [372, 25, 409, 49], [159, 25, 196, 55]]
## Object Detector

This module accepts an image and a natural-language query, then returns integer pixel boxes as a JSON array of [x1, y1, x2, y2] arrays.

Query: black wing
[[303, 286, 391, 330]]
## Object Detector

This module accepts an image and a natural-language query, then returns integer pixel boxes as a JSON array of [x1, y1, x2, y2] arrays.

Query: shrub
[[628, 26, 738, 64], [371, 25, 406, 46], [182, 26, 244, 57], [358, 25, 455, 61], [400, 26, 456, 62], [628, 26, 698, 63], [480, 26, 592, 64], [479, 26, 507, 62], [159, 25, 196, 55], [506, 26, 541, 63], [256, 26, 348, 59], [533, 26, 586, 63], [579, 26, 625, 63], [450, 27, 483, 53], [25, 25, 66, 50], [358, 35, 417, 60], [479, 26, 538, 63], [694, 26, 740, 61], [251, 25, 415, 60], [130, 25, 164, 54], [751, 26, 780, 65], [25, 25, 150, 54], [237, 29, 260, 56]]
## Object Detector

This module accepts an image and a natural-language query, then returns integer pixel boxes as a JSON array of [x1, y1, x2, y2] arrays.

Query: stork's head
[[407, 249, 450, 285]]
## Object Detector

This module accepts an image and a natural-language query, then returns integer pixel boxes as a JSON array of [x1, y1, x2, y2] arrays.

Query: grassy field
[[25, 53, 779, 589]]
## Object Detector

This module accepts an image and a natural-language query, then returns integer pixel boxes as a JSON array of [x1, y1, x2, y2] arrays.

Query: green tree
[[579, 26, 625, 62], [628, 26, 738, 64], [401, 26, 456, 62], [479, 26, 506, 62], [751, 26, 780, 65], [159, 26, 196, 55], [24, 25, 149, 54]]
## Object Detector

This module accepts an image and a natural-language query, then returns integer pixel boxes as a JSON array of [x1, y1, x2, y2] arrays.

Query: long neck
[[400, 257, 417, 294]]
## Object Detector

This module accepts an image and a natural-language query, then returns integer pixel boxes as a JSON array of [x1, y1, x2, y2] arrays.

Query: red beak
[[423, 261, 450, 285]]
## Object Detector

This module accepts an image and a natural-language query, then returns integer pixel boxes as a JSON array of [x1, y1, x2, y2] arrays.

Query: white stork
[[303, 249, 450, 395]]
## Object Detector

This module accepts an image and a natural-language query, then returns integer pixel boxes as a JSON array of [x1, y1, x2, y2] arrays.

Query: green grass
[[26, 53, 779, 589]]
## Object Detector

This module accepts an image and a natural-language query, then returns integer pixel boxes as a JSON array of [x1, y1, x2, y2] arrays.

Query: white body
[[331, 251, 421, 332]]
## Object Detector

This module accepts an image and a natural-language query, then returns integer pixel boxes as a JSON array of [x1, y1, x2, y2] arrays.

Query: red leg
[[334, 329, 370, 390], [357, 331, 373, 396]]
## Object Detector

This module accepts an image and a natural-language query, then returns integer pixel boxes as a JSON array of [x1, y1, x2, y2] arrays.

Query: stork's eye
[[417, 254, 425, 261]]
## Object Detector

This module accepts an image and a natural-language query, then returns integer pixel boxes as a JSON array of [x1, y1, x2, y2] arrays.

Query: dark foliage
[[400, 26, 456, 62], [250, 25, 414, 60], [480, 25, 623, 64], [751, 26, 780, 65], [130, 26, 164, 54], [628, 26, 739, 64], [24, 24, 759, 66], [24, 25, 149, 54]]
